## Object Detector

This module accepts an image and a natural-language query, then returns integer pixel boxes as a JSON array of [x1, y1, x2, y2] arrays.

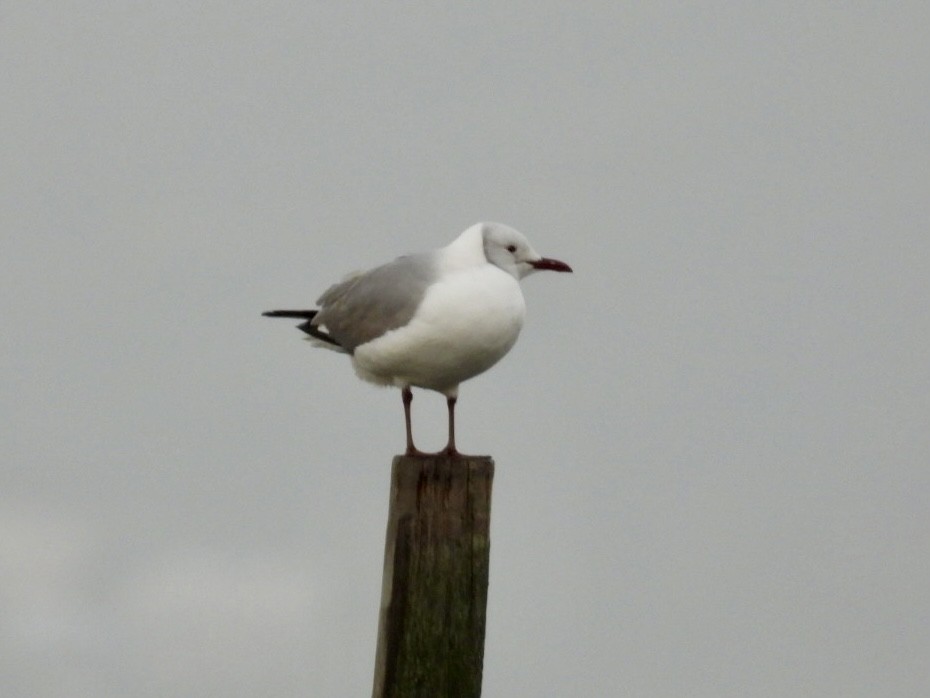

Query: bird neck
[[440, 224, 488, 272]]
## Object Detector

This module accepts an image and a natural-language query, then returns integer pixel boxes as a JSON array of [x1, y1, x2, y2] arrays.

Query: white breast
[[352, 264, 526, 393]]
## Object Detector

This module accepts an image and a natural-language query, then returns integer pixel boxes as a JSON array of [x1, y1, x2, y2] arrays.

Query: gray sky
[[3, 3, 929, 696]]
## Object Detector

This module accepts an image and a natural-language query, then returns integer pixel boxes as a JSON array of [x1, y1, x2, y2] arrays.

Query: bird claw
[[403, 446, 472, 459]]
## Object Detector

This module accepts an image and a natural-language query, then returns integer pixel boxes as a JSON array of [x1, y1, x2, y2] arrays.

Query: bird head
[[480, 222, 573, 279]]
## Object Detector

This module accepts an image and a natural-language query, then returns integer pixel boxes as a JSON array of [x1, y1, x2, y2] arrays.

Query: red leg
[[402, 387, 416, 455], [442, 394, 461, 457]]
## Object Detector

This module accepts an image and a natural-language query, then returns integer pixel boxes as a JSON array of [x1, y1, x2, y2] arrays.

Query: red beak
[[530, 257, 573, 273]]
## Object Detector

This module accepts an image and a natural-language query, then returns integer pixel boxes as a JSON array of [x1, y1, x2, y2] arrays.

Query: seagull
[[263, 222, 572, 456]]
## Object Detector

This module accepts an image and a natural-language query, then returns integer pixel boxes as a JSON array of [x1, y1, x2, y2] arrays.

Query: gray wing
[[314, 252, 438, 353]]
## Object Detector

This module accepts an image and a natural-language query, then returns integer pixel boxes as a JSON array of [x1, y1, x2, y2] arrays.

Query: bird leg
[[403, 388, 462, 458], [402, 387, 424, 456], [442, 394, 460, 457]]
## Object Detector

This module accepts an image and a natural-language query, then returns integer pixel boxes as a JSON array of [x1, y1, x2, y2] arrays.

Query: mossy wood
[[372, 455, 494, 698]]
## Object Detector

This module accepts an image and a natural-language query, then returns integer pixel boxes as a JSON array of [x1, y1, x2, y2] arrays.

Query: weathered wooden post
[[372, 455, 494, 698]]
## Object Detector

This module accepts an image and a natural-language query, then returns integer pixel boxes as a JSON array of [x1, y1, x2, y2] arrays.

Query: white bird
[[263, 222, 572, 456]]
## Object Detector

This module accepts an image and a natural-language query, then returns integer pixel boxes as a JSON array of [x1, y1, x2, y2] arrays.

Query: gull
[[263, 222, 572, 456]]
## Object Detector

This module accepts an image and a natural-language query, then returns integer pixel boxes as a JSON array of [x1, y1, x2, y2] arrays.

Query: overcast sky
[[2, 3, 929, 696]]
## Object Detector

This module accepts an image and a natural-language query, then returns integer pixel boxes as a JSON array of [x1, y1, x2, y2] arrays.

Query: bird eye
[[507, 245, 517, 253]]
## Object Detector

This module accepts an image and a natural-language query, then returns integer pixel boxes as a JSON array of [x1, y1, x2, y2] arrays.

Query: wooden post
[[372, 455, 494, 698]]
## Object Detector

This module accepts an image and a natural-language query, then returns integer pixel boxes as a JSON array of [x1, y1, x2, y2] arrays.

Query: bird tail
[[262, 309, 317, 320], [262, 309, 345, 351]]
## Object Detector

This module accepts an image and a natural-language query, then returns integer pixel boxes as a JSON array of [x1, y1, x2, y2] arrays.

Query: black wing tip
[[262, 309, 317, 319], [262, 309, 344, 349], [297, 321, 342, 348]]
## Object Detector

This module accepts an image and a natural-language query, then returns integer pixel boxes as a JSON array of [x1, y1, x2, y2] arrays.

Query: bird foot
[[437, 445, 475, 459], [404, 446, 431, 458], [403, 446, 474, 459]]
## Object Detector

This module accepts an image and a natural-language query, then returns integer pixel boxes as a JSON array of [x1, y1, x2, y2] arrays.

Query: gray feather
[[314, 253, 438, 352]]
